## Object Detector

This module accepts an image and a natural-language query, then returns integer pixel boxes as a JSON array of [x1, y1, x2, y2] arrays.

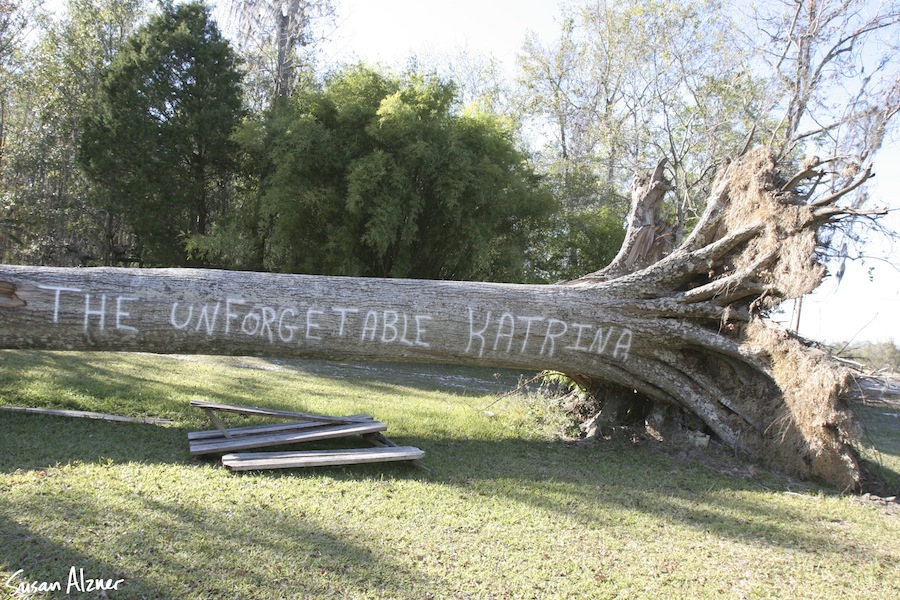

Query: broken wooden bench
[[188, 399, 425, 471]]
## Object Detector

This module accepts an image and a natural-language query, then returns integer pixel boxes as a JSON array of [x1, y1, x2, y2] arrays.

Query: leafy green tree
[[0, 0, 33, 256], [78, 1, 243, 266], [526, 203, 626, 283], [243, 65, 554, 281]]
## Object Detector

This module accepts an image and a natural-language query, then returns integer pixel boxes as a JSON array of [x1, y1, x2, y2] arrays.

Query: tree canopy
[[517, 0, 766, 236], [0, 0, 148, 265], [245, 65, 555, 281], [0, 0, 895, 288], [77, 0, 243, 266]]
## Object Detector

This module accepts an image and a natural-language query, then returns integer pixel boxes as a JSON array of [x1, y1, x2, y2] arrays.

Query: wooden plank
[[189, 414, 375, 441], [188, 420, 329, 441], [0, 405, 172, 425], [189, 399, 373, 424], [189, 421, 387, 455], [363, 432, 431, 473], [221, 446, 426, 470], [203, 408, 232, 438]]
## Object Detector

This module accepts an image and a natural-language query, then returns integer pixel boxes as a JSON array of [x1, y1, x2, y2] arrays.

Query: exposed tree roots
[[565, 147, 888, 493]]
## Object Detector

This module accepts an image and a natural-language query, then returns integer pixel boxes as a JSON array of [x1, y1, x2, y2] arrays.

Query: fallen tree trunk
[[0, 263, 645, 370], [0, 148, 888, 492]]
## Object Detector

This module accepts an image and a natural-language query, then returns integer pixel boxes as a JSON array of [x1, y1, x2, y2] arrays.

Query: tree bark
[[0, 148, 886, 492], [0, 265, 643, 372]]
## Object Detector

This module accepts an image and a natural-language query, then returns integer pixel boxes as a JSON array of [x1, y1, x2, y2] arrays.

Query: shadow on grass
[[0, 417, 433, 596], [2, 410, 897, 595], [2, 349, 897, 595], [1, 489, 430, 598], [0, 351, 291, 420], [412, 437, 900, 572], [0, 411, 192, 473], [0, 351, 527, 410], [853, 402, 900, 493], [0, 514, 167, 599]]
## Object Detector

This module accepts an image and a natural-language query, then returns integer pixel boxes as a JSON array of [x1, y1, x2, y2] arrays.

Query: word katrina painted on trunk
[[465, 308, 632, 361]]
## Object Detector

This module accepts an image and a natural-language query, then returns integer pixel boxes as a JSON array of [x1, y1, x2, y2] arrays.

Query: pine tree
[[78, 1, 243, 266]]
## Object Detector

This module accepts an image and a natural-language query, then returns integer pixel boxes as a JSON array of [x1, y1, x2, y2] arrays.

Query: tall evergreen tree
[[78, 1, 243, 266]]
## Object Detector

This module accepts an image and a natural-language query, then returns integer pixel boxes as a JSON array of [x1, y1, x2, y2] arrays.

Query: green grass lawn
[[0, 351, 897, 599]]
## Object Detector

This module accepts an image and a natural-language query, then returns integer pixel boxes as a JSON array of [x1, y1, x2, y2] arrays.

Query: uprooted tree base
[[559, 376, 895, 495], [0, 148, 891, 493], [563, 147, 887, 493]]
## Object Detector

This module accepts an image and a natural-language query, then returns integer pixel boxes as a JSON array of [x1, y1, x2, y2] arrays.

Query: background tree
[[1, 0, 148, 265], [525, 203, 626, 283], [517, 0, 766, 242], [834, 339, 900, 373], [217, 0, 334, 107], [0, 0, 32, 251], [742, 0, 900, 262], [239, 65, 554, 281], [78, 0, 243, 267], [0, 0, 29, 180]]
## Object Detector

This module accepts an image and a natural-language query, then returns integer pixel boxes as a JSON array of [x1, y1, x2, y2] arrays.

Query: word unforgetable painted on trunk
[[36, 286, 632, 362], [169, 300, 434, 349]]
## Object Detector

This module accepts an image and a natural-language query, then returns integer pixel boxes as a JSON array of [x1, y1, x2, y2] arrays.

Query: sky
[[318, 0, 561, 68], [314, 0, 900, 345]]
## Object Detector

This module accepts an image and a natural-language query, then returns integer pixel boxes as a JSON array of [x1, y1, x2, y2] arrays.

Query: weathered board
[[0, 405, 172, 425], [189, 399, 374, 424], [187, 418, 374, 441], [189, 421, 388, 455], [187, 400, 425, 471], [221, 447, 426, 470]]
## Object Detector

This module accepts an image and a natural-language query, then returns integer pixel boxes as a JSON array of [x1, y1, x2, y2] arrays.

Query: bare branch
[[812, 203, 888, 222], [781, 166, 823, 192], [809, 163, 874, 207]]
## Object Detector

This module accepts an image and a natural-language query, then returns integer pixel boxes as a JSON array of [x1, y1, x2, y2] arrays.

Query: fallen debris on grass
[[188, 399, 426, 471]]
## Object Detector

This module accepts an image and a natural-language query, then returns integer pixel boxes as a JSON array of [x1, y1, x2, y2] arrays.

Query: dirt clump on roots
[[717, 148, 825, 308], [701, 149, 865, 489], [745, 322, 865, 491]]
